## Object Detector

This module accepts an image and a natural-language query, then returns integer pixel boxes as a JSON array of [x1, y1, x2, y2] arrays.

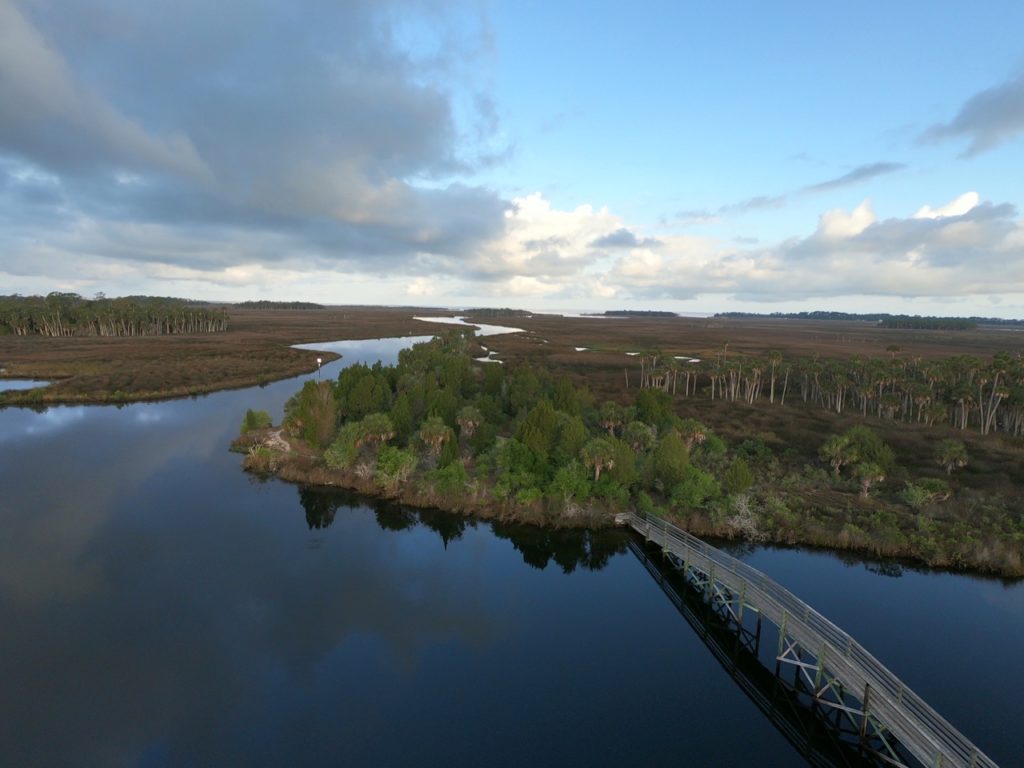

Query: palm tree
[[456, 405, 482, 439], [418, 416, 452, 457], [935, 439, 968, 475], [820, 435, 857, 476], [580, 437, 616, 482], [854, 462, 885, 498]]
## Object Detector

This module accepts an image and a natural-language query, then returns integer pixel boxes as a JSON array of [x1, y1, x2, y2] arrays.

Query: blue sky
[[2, 0, 1024, 315]]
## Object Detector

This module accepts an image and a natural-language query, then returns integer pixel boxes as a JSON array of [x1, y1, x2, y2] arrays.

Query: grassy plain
[[0, 306, 438, 404]]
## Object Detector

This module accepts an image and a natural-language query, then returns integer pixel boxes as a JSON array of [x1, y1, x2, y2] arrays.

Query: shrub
[[284, 380, 338, 448], [547, 460, 591, 502], [325, 422, 363, 469], [651, 431, 690, 489], [900, 478, 953, 509], [376, 446, 418, 490], [670, 465, 720, 509], [240, 408, 272, 434], [722, 457, 754, 494], [429, 461, 469, 497]]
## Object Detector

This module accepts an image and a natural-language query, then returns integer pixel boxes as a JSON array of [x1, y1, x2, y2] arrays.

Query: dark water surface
[[1, 337, 1020, 767]]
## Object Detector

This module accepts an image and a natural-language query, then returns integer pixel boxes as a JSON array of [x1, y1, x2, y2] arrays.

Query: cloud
[[914, 191, 980, 220], [671, 196, 784, 227], [687, 160, 904, 227], [802, 162, 906, 193], [589, 228, 662, 249], [605, 193, 1024, 304], [671, 209, 718, 226], [922, 73, 1024, 156], [464, 193, 620, 284], [719, 195, 787, 214], [0, 0, 509, 282], [816, 199, 876, 239], [0, 0, 209, 179]]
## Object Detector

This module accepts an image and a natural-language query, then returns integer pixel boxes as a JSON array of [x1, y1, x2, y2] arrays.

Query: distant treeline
[[464, 308, 532, 318], [599, 310, 677, 318], [716, 311, 1024, 329], [878, 316, 975, 330], [0, 293, 227, 337], [234, 300, 325, 310]]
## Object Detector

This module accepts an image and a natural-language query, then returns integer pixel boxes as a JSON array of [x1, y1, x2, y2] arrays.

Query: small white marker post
[[316, 357, 322, 380]]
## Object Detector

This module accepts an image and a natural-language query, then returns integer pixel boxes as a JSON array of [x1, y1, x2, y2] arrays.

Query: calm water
[[0, 378, 49, 392], [0, 337, 1020, 767]]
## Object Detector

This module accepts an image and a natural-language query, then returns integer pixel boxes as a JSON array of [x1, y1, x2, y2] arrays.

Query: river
[[0, 335, 1020, 767]]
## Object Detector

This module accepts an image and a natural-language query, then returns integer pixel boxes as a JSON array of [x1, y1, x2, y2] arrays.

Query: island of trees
[[715, 310, 1024, 330], [0, 293, 228, 337], [597, 310, 678, 318], [237, 332, 1024, 576]]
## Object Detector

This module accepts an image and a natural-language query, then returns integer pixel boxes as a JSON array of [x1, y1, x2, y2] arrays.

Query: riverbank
[[0, 307, 441, 405], [234, 426, 1024, 578], [233, 428, 611, 530]]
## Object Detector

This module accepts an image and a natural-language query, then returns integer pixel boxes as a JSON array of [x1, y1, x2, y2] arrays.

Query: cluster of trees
[[599, 310, 677, 318], [638, 349, 1024, 436], [0, 293, 228, 337], [234, 300, 324, 309], [271, 333, 767, 522], [878, 316, 975, 330], [243, 334, 1024, 573]]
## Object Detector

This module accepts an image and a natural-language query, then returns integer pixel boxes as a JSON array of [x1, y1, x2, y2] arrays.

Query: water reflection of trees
[[295, 486, 627, 572], [298, 486, 344, 529], [491, 522, 628, 573]]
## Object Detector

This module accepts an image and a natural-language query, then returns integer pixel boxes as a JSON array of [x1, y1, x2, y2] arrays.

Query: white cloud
[[468, 192, 622, 281], [914, 191, 980, 219], [406, 277, 437, 297], [817, 199, 875, 239]]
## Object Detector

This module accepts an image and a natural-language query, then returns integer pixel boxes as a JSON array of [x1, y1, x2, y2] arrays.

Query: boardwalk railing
[[625, 510, 998, 768]]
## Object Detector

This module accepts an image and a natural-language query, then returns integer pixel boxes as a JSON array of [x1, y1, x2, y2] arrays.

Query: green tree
[[360, 413, 395, 447], [935, 439, 968, 475], [844, 426, 895, 472], [456, 405, 483, 439], [547, 460, 591, 503], [240, 408, 271, 434], [376, 446, 418, 490], [552, 413, 589, 466], [389, 393, 413, 441], [517, 399, 559, 459], [677, 418, 709, 450], [634, 388, 676, 432], [598, 401, 625, 436], [580, 437, 616, 482], [651, 431, 690, 489], [325, 422, 364, 468], [623, 421, 656, 453], [820, 434, 857, 476], [284, 380, 338, 448], [722, 457, 754, 494], [552, 375, 582, 415], [419, 416, 454, 457], [671, 465, 720, 509], [854, 462, 886, 498]]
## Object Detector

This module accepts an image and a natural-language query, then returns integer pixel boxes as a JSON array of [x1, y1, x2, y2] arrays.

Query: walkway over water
[[623, 510, 998, 768]]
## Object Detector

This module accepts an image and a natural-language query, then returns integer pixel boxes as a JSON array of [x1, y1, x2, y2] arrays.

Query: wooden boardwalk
[[624, 510, 998, 768]]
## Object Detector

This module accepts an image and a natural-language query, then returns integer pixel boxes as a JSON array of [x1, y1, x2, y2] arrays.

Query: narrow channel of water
[[0, 335, 1019, 766], [0, 378, 50, 392]]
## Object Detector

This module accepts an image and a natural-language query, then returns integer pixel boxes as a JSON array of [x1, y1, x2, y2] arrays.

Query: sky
[[2, 0, 1024, 316]]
